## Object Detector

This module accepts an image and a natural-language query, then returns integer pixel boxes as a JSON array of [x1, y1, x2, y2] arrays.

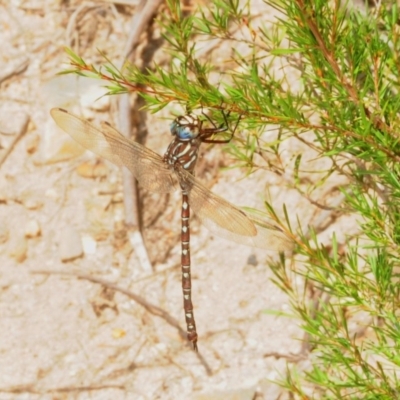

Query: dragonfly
[[50, 107, 292, 351]]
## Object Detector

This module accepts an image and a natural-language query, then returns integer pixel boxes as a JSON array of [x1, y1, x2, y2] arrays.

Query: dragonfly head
[[170, 114, 201, 140]]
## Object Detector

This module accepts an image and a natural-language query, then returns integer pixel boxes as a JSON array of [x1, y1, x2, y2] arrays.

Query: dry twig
[[116, 0, 164, 274], [0, 383, 125, 395], [0, 58, 29, 86]]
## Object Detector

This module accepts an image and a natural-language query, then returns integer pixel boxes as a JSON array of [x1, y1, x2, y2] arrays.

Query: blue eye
[[176, 126, 194, 139], [170, 121, 177, 135], [170, 121, 196, 139], [170, 115, 199, 139]]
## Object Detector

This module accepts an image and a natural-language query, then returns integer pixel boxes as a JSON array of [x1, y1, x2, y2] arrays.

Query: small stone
[[23, 198, 43, 210], [112, 328, 126, 339], [0, 192, 7, 203], [97, 181, 119, 196], [113, 219, 125, 233], [19, 191, 44, 210], [111, 192, 123, 203], [59, 226, 84, 262], [82, 234, 97, 254], [0, 224, 9, 243], [26, 133, 40, 154], [45, 188, 59, 199], [8, 233, 28, 263], [247, 254, 258, 266], [91, 227, 109, 242], [76, 161, 108, 179], [25, 219, 41, 238]]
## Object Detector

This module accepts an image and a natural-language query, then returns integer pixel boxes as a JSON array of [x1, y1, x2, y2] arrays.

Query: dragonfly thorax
[[164, 136, 201, 174], [170, 114, 201, 140]]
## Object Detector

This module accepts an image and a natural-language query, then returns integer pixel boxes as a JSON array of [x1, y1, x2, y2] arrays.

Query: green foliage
[[60, 0, 400, 397]]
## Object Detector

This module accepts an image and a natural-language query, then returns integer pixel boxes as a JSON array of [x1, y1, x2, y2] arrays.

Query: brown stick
[[121, 0, 164, 62], [117, 0, 164, 274], [0, 383, 125, 395], [0, 58, 29, 85]]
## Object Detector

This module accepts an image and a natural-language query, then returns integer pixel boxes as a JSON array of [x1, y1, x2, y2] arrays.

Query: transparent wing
[[178, 169, 292, 251], [50, 108, 178, 193], [51, 108, 292, 251]]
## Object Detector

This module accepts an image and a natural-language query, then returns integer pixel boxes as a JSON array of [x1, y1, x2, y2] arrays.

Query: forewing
[[178, 169, 292, 251], [50, 108, 178, 193]]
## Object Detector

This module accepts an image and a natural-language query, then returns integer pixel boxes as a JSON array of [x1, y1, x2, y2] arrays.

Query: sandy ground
[[0, 1, 353, 399]]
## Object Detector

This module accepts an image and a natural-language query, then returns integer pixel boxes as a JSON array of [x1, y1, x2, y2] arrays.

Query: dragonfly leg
[[200, 109, 241, 144], [181, 192, 198, 351]]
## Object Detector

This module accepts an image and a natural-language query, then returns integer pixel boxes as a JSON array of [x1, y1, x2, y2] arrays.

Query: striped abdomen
[[181, 191, 197, 349], [164, 137, 201, 350]]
